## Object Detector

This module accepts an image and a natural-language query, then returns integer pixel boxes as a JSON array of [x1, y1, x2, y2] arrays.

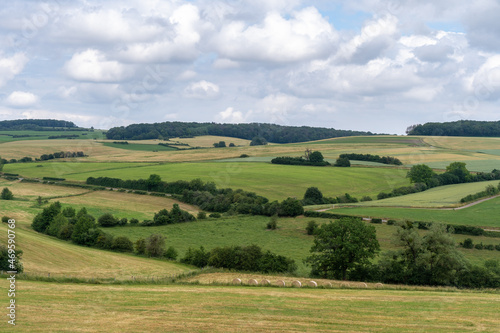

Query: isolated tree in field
[[303, 187, 324, 205], [146, 234, 166, 257], [306, 218, 380, 280], [406, 164, 435, 184], [309, 151, 324, 163], [1, 187, 13, 200]]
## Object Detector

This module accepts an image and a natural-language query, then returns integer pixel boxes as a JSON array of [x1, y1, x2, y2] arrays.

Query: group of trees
[[378, 162, 500, 200], [272, 150, 329, 166], [307, 218, 500, 288], [212, 141, 236, 148], [1, 151, 86, 165], [338, 153, 402, 165], [88, 175, 305, 217], [0, 119, 79, 131], [181, 244, 297, 274], [302, 187, 359, 205], [407, 120, 500, 137], [105, 121, 374, 143]]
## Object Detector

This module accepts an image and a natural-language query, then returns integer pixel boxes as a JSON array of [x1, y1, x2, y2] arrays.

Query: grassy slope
[[1, 280, 498, 332], [5, 161, 411, 201]]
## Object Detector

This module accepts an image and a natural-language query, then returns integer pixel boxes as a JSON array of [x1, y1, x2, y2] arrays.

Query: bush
[[267, 215, 278, 230], [135, 238, 146, 254], [1, 187, 13, 200], [387, 219, 396, 225], [145, 234, 166, 257], [197, 211, 207, 220], [130, 218, 139, 225], [240, 154, 249, 158], [462, 238, 474, 249], [118, 217, 128, 226], [360, 196, 372, 202], [370, 218, 382, 224], [112, 236, 134, 252], [484, 244, 495, 251], [2, 216, 10, 223], [164, 246, 178, 260], [98, 213, 118, 227], [334, 157, 351, 167], [278, 198, 304, 217], [209, 213, 221, 218], [475, 243, 484, 250], [306, 220, 318, 235]]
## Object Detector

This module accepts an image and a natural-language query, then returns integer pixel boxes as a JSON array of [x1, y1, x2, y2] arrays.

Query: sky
[[0, 0, 500, 134]]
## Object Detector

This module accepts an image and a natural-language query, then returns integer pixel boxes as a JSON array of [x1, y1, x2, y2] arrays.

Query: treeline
[[180, 245, 297, 273], [1, 151, 86, 164], [339, 153, 402, 165], [271, 157, 330, 166], [87, 175, 304, 217], [407, 120, 500, 137], [378, 162, 500, 200], [0, 119, 80, 131], [460, 183, 500, 203], [105, 121, 374, 143]]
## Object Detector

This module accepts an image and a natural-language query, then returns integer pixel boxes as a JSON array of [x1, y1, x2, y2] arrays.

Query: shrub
[[135, 238, 146, 254], [2, 216, 10, 223], [334, 157, 351, 167], [1, 187, 13, 200], [118, 217, 128, 226], [112, 236, 134, 252], [145, 234, 166, 257], [129, 218, 139, 225], [240, 154, 249, 158], [209, 213, 221, 218], [370, 218, 382, 224], [267, 215, 278, 230], [387, 219, 396, 225], [360, 196, 372, 202], [95, 232, 114, 250], [484, 244, 495, 251], [164, 246, 178, 260], [306, 220, 318, 235], [475, 243, 484, 250], [462, 238, 474, 249], [98, 213, 118, 227], [197, 211, 207, 220]]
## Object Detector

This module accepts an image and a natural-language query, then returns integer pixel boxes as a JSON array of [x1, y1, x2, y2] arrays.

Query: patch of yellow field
[[0, 178, 89, 199], [170, 135, 252, 147]]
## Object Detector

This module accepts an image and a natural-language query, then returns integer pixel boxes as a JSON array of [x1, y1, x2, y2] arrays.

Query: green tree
[[1, 187, 13, 200], [334, 157, 350, 167], [306, 218, 380, 280], [250, 136, 267, 146], [135, 238, 146, 254], [111, 236, 134, 252], [309, 151, 324, 163], [303, 187, 324, 205], [147, 174, 162, 191], [446, 162, 470, 183], [46, 213, 68, 237], [164, 246, 178, 260], [98, 213, 118, 227], [71, 215, 99, 246], [278, 198, 304, 217], [406, 164, 435, 184]]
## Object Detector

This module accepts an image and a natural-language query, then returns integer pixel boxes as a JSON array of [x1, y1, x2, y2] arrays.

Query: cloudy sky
[[1, 0, 500, 134]]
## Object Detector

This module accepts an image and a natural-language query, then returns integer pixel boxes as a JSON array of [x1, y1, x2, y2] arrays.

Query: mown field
[[1, 280, 498, 332]]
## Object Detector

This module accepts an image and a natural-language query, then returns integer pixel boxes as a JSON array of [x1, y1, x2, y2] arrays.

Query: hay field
[[1, 280, 498, 332]]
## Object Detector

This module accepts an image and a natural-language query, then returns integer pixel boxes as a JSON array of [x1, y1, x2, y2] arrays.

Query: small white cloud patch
[[5, 91, 39, 107]]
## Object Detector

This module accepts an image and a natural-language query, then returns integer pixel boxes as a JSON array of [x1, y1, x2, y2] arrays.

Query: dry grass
[[0, 178, 89, 199], [170, 135, 252, 147], [1, 280, 498, 332]]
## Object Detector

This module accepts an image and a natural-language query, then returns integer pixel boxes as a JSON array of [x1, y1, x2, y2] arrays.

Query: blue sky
[[1, 0, 499, 134]]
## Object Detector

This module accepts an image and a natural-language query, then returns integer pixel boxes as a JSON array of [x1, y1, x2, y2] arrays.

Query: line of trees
[[87, 175, 305, 217], [0, 119, 79, 130], [105, 121, 375, 143], [1, 151, 86, 165], [338, 153, 402, 165], [460, 183, 500, 203], [377, 162, 500, 200], [407, 120, 500, 137]]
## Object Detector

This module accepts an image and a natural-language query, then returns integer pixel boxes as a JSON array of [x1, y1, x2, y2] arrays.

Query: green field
[[2, 280, 498, 332], [5, 161, 411, 201], [0, 130, 104, 142]]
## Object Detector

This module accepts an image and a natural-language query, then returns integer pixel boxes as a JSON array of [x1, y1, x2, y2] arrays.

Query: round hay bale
[[361, 282, 368, 288], [292, 280, 302, 288], [276, 280, 286, 287], [324, 282, 333, 288], [260, 279, 270, 286], [376, 283, 384, 288], [308, 281, 318, 288], [232, 278, 242, 285], [248, 279, 259, 286], [340, 282, 350, 288]]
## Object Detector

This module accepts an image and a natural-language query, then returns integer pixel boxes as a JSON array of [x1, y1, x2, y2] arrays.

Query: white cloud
[[466, 55, 500, 100], [64, 49, 132, 83], [184, 80, 220, 99], [5, 91, 39, 107], [213, 7, 337, 63], [0, 53, 28, 87], [218, 107, 246, 123]]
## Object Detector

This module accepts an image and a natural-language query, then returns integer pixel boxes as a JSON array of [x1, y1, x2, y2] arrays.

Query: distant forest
[[0, 119, 80, 131], [105, 122, 374, 143], [407, 120, 500, 137]]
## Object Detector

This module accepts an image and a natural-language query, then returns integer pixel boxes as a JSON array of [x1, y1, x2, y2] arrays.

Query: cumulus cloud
[[184, 80, 220, 99], [0, 52, 28, 87], [64, 49, 132, 82], [5, 91, 39, 107], [213, 7, 337, 63], [466, 55, 500, 100], [218, 107, 246, 123]]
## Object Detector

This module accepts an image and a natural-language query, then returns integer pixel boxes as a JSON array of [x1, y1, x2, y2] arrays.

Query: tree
[[1, 187, 13, 200], [111, 236, 134, 252], [250, 136, 267, 146], [135, 238, 146, 254], [446, 162, 470, 183], [334, 157, 350, 167], [145, 234, 166, 257], [98, 213, 118, 227], [266, 215, 278, 230], [147, 174, 162, 191], [303, 187, 324, 205], [71, 215, 99, 246], [46, 214, 68, 237], [278, 198, 304, 217], [309, 151, 324, 163], [406, 164, 435, 184], [306, 218, 380, 280]]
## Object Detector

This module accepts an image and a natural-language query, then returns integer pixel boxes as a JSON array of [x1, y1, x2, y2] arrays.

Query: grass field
[[5, 161, 412, 201], [337, 180, 500, 208], [1, 280, 498, 332], [101, 142, 178, 151]]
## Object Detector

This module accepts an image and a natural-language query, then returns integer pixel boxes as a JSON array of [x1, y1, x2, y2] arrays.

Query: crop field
[[5, 161, 412, 201], [101, 142, 178, 151], [1, 280, 498, 332]]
